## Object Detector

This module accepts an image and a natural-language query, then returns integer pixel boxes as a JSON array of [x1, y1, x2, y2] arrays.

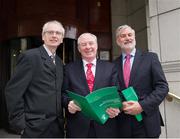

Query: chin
[[51, 45, 59, 48], [122, 44, 135, 50], [84, 56, 95, 61]]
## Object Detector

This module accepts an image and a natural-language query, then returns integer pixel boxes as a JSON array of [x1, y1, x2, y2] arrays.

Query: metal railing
[[166, 92, 180, 103]]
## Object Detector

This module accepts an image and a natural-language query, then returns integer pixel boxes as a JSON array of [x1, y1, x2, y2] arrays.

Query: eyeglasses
[[44, 30, 63, 36]]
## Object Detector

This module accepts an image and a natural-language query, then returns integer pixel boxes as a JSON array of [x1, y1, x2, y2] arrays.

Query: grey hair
[[42, 20, 65, 37], [77, 33, 97, 46], [115, 25, 135, 38]]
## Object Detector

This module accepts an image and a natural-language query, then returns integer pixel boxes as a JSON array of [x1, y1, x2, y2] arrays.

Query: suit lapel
[[93, 60, 101, 91], [55, 56, 63, 83], [116, 56, 126, 88], [39, 46, 56, 77], [129, 50, 143, 86], [76, 60, 90, 95]]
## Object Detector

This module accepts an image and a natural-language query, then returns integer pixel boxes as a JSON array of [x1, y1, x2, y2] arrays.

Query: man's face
[[78, 34, 98, 62], [116, 27, 136, 53], [42, 23, 63, 50]]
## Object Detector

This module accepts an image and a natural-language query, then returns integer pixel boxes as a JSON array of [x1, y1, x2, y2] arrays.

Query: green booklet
[[122, 87, 143, 122], [67, 86, 122, 124]]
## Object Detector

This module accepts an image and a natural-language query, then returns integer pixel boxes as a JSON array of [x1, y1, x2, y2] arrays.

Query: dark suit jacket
[[5, 46, 64, 137], [114, 49, 169, 137], [62, 59, 118, 138]]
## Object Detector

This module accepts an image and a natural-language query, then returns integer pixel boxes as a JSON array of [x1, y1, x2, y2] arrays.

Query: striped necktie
[[50, 54, 56, 65]]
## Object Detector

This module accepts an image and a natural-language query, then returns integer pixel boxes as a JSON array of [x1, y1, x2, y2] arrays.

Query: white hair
[[77, 33, 97, 46], [115, 25, 135, 38], [42, 20, 65, 37]]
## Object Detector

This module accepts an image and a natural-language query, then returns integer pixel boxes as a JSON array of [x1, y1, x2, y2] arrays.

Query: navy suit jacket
[[5, 46, 64, 137], [114, 49, 169, 137], [62, 59, 118, 138]]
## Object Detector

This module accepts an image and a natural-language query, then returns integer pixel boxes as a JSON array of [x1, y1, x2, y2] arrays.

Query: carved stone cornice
[[162, 61, 180, 73]]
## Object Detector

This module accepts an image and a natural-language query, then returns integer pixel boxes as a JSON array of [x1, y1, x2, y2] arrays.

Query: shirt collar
[[122, 48, 136, 60], [43, 44, 56, 57], [83, 58, 97, 67]]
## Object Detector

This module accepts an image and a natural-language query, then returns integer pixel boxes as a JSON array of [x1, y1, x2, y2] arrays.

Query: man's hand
[[106, 107, 120, 118], [20, 129, 24, 135], [68, 101, 81, 114], [122, 101, 143, 115]]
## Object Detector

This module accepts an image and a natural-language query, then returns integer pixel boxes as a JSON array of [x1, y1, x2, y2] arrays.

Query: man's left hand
[[122, 101, 143, 115]]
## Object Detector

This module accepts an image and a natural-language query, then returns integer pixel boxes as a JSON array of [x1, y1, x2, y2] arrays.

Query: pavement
[[0, 129, 20, 138]]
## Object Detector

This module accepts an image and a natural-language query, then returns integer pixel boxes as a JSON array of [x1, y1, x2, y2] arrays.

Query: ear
[[60, 38, 63, 44], [116, 37, 121, 46], [77, 46, 81, 53], [42, 35, 45, 41]]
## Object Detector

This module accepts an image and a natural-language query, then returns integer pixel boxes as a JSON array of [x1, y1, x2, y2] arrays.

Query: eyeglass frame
[[44, 30, 63, 36]]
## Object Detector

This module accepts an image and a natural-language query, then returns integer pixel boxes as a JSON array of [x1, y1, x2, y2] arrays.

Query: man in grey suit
[[62, 33, 120, 138], [5, 20, 65, 137], [114, 25, 169, 137]]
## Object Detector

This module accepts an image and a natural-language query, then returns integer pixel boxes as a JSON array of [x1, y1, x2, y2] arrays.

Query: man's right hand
[[68, 100, 81, 114], [20, 129, 24, 135]]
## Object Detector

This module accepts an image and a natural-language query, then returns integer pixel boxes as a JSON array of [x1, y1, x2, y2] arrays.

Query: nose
[[124, 35, 130, 40], [52, 32, 57, 37], [85, 43, 91, 49]]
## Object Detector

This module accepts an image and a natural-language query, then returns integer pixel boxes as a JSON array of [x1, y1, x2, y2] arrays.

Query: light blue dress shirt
[[122, 48, 136, 70]]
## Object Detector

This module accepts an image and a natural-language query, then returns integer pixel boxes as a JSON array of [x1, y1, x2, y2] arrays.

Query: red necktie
[[86, 63, 94, 92], [123, 54, 131, 87]]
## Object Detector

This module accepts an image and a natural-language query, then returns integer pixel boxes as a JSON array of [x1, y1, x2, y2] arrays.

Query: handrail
[[166, 92, 180, 103]]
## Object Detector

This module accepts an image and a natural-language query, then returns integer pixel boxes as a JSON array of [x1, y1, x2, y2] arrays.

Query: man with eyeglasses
[[5, 20, 65, 137]]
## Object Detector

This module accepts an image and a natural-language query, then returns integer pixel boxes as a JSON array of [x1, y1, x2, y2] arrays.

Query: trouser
[[117, 114, 146, 137], [22, 118, 64, 138], [88, 121, 96, 138]]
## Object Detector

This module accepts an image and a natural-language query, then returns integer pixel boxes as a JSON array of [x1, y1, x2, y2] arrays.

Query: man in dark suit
[[114, 25, 169, 137], [5, 20, 65, 137], [62, 33, 120, 138]]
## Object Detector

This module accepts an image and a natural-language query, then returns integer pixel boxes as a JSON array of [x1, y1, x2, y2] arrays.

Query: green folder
[[122, 87, 143, 122], [67, 86, 122, 124]]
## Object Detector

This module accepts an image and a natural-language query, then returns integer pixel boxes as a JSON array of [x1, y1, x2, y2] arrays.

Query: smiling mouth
[[124, 41, 132, 45], [50, 40, 58, 43], [85, 51, 93, 54]]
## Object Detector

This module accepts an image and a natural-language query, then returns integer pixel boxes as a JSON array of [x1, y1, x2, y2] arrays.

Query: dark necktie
[[123, 54, 131, 87], [86, 63, 94, 92]]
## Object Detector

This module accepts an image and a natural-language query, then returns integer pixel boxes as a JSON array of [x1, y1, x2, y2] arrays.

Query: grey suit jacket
[[5, 46, 64, 137]]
